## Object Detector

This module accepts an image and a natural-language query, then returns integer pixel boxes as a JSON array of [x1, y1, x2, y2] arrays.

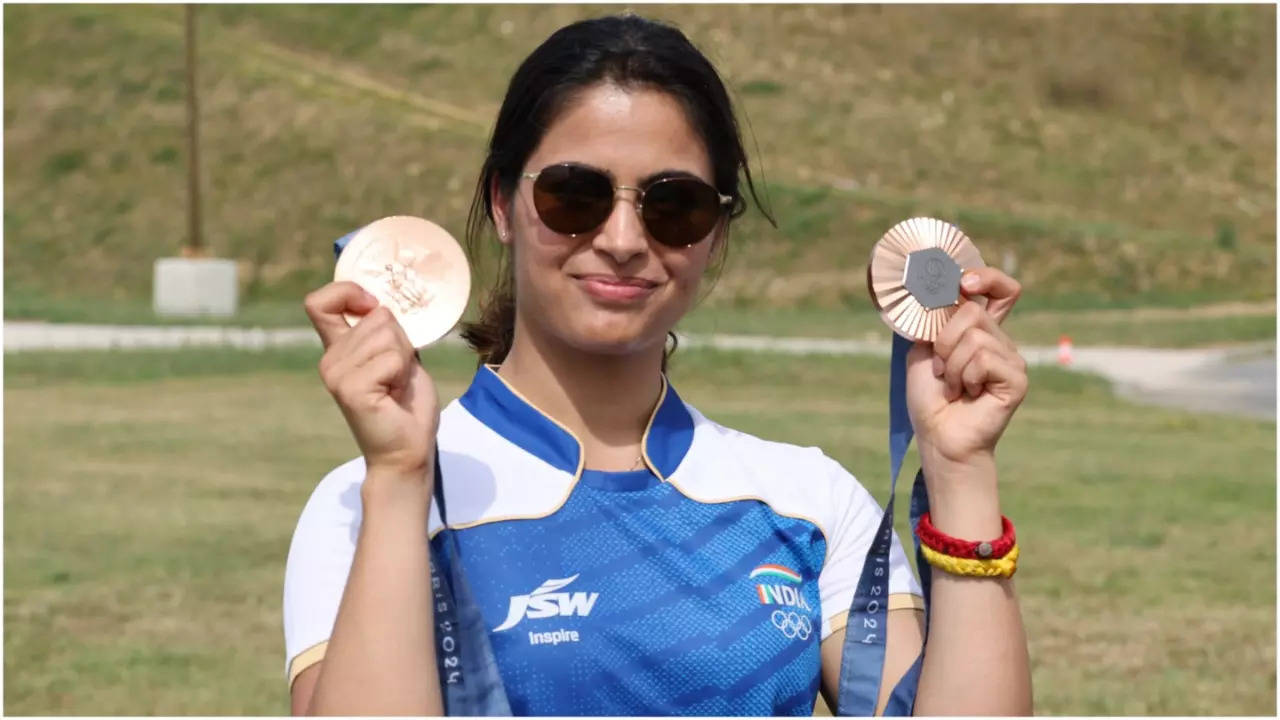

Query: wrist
[[362, 464, 434, 509], [919, 449, 1002, 539]]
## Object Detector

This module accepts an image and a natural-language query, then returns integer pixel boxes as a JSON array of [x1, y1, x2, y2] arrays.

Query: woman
[[285, 13, 1032, 716]]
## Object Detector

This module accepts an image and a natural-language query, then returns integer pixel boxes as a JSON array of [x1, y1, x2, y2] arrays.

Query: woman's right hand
[[304, 281, 440, 483]]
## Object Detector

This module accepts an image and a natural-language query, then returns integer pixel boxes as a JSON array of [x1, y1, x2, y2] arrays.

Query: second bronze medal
[[867, 217, 986, 343]]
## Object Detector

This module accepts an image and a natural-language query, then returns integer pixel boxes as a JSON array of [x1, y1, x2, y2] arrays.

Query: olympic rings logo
[[770, 609, 813, 641]]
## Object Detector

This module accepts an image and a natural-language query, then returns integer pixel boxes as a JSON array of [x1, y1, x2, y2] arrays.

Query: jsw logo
[[493, 574, 600, 632]]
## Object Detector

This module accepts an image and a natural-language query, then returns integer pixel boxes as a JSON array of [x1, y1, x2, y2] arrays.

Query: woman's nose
[[591, 189, 648, 262]]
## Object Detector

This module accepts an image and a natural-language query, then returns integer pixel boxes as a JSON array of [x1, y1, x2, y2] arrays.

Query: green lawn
[[4, 344, 1274, 714], [4, 288, 1273, 350]]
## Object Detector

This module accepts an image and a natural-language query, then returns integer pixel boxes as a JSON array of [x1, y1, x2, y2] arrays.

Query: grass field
[[4, 286, 1274, 350], [4, 4, 1275, 318], [4, 343, 1274, 715]]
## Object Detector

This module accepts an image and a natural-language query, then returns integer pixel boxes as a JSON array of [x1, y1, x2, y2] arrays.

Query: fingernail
[[364, 291, 379, 305], [962, 273, 980, 290], [932, 356, 945, 377]]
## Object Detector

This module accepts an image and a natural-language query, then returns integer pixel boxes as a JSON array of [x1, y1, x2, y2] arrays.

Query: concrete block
[[153, 257, 239, 317]]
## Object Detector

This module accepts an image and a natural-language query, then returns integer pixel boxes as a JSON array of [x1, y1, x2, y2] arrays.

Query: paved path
[[4, 321, 1274, 421], [676, 332, 1275, 421]]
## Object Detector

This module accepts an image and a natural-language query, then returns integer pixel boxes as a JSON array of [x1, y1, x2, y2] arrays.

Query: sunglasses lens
[[642, 178, 723, 247], [531, 165, 613, 235]]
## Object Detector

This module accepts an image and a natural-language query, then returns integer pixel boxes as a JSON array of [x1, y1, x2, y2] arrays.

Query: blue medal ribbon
[[430, 450, 513, 715], [836, 333, 933, 715], [334, 230, 357, 260]]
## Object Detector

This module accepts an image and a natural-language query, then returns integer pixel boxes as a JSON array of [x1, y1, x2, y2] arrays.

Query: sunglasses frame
[[519, 163, 734, 247]]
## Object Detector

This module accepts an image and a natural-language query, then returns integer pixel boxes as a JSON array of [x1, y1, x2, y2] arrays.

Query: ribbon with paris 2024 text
[[836, 332, 934, 716]]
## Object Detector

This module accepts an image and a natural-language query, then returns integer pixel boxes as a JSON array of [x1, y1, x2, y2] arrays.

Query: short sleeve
[[281, 457, 367, 686], [815, 453, 923, 641]]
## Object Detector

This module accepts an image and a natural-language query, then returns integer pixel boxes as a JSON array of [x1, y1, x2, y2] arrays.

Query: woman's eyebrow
[[638, 168, 702, 186], [554, 163, 707, 186]]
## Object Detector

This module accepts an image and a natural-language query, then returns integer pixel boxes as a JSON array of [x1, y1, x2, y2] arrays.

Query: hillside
[[4, 4, 1275, 316]]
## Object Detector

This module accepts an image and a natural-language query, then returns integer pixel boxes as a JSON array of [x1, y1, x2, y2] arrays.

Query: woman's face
[[492, 83, 725, 360]]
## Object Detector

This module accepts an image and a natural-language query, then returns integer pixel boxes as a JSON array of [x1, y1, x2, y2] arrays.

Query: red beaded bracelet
[[915, 512, 1017, 559]]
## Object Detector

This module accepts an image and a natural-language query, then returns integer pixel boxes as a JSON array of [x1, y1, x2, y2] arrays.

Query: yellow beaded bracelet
[[920, 542, 1020, 578]]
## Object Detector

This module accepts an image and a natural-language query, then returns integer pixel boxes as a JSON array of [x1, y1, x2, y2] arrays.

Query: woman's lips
[[573, 274, 658, 303]]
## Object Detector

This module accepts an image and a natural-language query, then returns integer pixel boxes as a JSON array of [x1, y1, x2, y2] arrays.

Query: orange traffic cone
[[1057, 335, 1073, 366]]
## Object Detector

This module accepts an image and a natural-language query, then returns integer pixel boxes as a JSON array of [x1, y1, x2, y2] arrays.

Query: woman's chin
[[562, 314, 668, 357]]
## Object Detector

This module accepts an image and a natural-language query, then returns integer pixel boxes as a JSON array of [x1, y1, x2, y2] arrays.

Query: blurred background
[[4, 4, 1275, 715]]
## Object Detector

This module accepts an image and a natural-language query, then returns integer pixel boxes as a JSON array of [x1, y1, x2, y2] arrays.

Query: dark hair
[[460, 13, 774, 368]]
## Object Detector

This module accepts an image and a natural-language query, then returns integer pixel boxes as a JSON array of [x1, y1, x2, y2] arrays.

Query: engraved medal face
[[333, 216, 471, 349], [903, 247, 962, 310], [867, 217, 985, 342]]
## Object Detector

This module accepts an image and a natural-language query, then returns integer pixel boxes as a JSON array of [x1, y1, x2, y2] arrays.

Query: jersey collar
[[457, 365, 694, 481]]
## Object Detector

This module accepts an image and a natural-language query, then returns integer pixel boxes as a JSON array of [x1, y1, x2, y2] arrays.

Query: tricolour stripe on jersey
[[749, 564, 802, 583]]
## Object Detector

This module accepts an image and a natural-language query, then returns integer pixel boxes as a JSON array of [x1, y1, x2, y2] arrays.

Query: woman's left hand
[[905, 267, 1029, 471]]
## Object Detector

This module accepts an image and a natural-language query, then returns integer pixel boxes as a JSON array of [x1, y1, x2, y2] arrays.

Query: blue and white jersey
[[284, 366, 923, 715]]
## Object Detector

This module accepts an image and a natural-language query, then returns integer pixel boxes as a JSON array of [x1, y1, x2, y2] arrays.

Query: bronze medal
[[333, 216, 471, 348], [867, 217, 986, 342]]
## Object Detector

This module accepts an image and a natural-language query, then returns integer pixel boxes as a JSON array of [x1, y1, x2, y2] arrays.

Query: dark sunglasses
[[520, 163, 734, 247]]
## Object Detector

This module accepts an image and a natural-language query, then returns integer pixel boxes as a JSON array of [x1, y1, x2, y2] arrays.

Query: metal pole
[[184, 4, 203, 256]]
